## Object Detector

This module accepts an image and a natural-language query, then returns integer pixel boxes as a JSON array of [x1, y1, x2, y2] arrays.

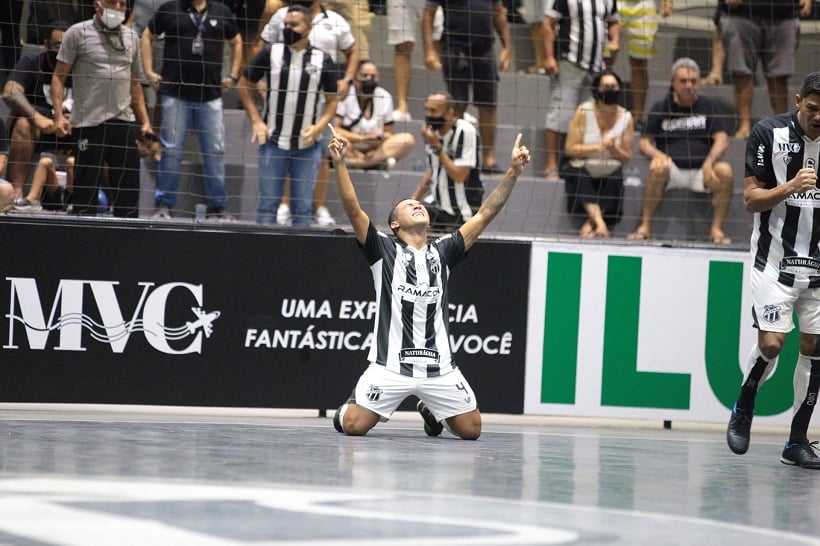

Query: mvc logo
[[3, 278, 221, 355]]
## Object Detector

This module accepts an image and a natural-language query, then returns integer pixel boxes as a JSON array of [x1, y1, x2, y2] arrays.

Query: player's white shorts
[[353, 363, 477, 422], [751, 268, 820, 334], [387, 0, 443, 45], [666, 163, 706, 192]]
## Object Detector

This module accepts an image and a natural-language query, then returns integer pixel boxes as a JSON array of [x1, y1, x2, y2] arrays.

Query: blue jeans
[[155, 96, 227, 209], [257, 141, 320, 225]]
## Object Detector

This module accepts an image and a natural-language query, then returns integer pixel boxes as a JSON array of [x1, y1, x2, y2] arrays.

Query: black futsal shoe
[[416, 400, 443, 437], [781, 440, 820, 469], [332, 405, 344, 433], [727, 403, 753, 454]]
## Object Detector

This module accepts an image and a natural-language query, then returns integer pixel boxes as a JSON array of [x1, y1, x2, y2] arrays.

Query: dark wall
[[0, 218, 529, 414]]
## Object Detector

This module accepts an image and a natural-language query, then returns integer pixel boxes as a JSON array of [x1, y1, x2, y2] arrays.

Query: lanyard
[[188, 10, 208, 34]]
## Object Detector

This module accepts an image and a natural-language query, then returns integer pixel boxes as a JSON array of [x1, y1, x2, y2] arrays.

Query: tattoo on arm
[[482, 170, 517, 216]]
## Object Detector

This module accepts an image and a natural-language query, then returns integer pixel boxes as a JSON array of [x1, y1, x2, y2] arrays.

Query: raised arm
[[328, 124, 371, 244], [459, 133, 530, 250]]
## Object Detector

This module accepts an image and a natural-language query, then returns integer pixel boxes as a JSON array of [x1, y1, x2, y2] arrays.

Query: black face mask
[[46, 50, 58, 67], [425, 115, 446, 131], [282, 28, 303, 46], [360, 79, 377, 95], [597, 88, 620, 105]]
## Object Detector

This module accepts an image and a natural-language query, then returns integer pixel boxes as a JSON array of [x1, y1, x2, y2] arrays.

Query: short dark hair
[[590, 69, 623, 95], [799, 72, 820, 100], [286, 4, 312, 23], [388, 200, 402, 234]]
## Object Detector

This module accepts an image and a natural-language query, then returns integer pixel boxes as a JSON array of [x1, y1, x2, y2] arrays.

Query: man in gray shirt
[[51, 0, 156, 217]]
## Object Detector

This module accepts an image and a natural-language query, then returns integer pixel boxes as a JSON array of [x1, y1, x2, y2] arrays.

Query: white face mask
[[99, 3, 126, 29]]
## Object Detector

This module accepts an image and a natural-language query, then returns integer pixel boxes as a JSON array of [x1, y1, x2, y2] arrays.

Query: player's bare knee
[[758, 340, 783, 360]]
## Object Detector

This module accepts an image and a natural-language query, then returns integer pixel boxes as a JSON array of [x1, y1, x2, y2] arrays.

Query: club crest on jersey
[[761, 304, 782, 324], [426, 250, 441, 274], [400, 251, 412, 265], [366, 384, 383, 402]]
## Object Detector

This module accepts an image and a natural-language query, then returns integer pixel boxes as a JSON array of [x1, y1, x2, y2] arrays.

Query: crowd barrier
[[0, 216, 801, 425]]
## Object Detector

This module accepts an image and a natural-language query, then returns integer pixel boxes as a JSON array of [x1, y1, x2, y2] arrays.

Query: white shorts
[[666, 163, 706, 192], [518, 0, 545, 24], [353, 363, 477, 422], [751, 268, 820, 334], [387, 0, 443, 45]]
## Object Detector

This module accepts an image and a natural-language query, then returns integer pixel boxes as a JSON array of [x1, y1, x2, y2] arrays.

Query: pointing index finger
[[328, 123, 338, 136], [513, 132, 522, 150]]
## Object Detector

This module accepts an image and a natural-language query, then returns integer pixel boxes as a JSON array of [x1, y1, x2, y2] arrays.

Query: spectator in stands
[[617, 0, 672, 130], [719, 0, 811, 138], [412, 92, 484, 230], [0, 0, 25, 80], [334, 60, 415, 169], [541, 0, 619, 181], [519, 1, 550, 76], [422, 0, 512, 175], [628, 57, 733, 244], [0, 121, 12, 211], [323, 0, 372, 61], [237, 5, 338, 225], [51, 0, 156, 217], [225, 0, 283, 68], [259, 0, 359, 226], [142, 0, 243, 219], [2, 22, 71, 206], [25, 0, 85, 44], [563, 70, 634, 238], [14, 155, 75, 213], [387, 0, 443, 121], [701, 4, 725, 86]]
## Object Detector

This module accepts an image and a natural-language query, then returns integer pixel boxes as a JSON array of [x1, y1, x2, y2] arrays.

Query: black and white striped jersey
[[545, 0, 619, 73], [426, 118, 484, 220], [244, 43, 337, 150], [360, 222, 466, 377], [746, 111, 820, 288]]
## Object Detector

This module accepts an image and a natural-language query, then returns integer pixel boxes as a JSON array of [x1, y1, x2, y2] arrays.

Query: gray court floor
[[1, 405, 819, 545]]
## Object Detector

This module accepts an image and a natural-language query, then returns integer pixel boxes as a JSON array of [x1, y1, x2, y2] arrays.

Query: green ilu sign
[[541, 253, 798, 416]]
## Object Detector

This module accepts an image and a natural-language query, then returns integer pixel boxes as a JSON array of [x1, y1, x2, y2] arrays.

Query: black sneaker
[[416, 400, 443, 437], [332, 404, 344, 433], [727, 403, 753, 454], [781, 440, 820, 469]]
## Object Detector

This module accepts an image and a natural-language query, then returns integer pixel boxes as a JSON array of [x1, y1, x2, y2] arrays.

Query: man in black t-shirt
[[1, 22, 72, 204], [628, 57, 735, 245], [142, 0, 243, 219]]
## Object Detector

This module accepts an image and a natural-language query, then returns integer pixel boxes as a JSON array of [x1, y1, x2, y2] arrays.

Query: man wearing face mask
[[51, 0, 156, 218], [142, 0, 243, 220], [2, 21, 73, 208], [332, 60, 415, 170], [628, 57, 734, 244], [259, 0, 359, 227], [237, 5, 338, 225], [412, 92, 484, 231]]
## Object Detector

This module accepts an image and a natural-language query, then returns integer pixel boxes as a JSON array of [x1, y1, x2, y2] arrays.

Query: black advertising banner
[[0, 219, 529, 413]]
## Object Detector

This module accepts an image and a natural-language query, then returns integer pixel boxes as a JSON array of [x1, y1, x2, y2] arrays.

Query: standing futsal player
[[726, 71, 820, 468], [327, 125, 530, 439]]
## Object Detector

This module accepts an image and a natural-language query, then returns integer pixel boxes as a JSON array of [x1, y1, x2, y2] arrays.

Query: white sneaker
[[463, 111, 478, 125], [276, 203, 292, 226], [152, 205, 171, 219], [314, 205, 336, 226], [392, 110, 412, 122]]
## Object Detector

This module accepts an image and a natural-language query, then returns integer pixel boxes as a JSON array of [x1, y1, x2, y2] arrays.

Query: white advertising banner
[[525, 242, 799, 425]]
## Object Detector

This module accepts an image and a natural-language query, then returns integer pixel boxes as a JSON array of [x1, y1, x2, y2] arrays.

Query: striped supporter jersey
[[746, 111, 820, 289], [361, 222, 466, 378]]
